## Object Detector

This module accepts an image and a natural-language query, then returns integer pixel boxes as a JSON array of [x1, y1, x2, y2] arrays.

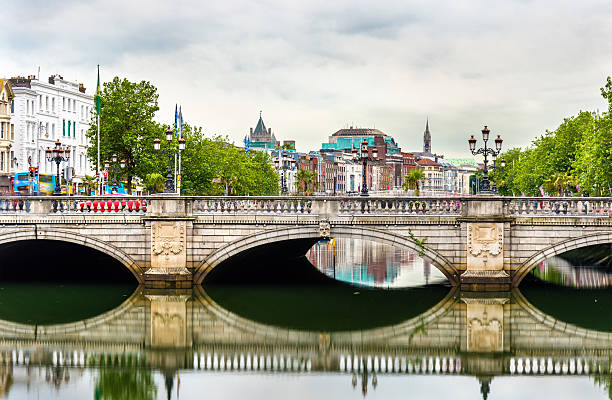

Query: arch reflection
[[0, 285, 610, 398]]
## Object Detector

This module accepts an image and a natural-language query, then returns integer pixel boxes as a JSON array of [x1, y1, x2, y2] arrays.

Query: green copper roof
[[253, 115, 267, 136]]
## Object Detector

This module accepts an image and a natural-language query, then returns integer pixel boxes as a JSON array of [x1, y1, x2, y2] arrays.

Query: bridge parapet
[[0, 195, 610, 218], [0, 195, 610, 288]]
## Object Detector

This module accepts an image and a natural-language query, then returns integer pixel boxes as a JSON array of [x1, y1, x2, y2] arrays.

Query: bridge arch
[[513, 231, 612, 286], [194, 225, 459, 285], [0, 227, 144, 283]]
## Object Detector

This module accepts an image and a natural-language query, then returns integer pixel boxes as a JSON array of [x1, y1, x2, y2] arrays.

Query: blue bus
[[13, 172, 56, 195], [102, 181, 127, 195]]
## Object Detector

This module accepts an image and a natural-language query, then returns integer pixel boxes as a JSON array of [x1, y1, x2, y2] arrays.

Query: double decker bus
[[13, 172, 56, 195]]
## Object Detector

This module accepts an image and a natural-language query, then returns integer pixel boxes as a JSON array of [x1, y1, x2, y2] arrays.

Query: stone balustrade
[[0, 195, 610, 218], [506, 197, 612, 217]]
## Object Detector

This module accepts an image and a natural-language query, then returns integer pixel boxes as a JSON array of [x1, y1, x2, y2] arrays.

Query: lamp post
[[153, 128, 185, 194], [275, 150, 296, 194], [103, 154, 126, 193], [468, 126, 503, 194], [45, 139, 70, 196], [352, 139, 379, 197]]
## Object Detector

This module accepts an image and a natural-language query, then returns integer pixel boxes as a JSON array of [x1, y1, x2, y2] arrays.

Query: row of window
[[15, 97, 92, 121], [25, 149, 88, 175]]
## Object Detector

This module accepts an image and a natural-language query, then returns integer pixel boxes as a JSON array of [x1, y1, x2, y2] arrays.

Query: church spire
[[423, 118, 431, 154]]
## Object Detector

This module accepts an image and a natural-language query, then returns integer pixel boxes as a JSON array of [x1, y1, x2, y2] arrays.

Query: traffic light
[[29, 166, 35, 178]]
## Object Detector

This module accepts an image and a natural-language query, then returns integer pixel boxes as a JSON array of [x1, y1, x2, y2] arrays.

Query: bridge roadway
[[0, 286, 611, 380], [0, 195, 611, 288]]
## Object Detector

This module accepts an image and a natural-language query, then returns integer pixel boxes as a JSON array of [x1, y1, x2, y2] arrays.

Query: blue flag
[[174, 104, 178, 137], [179, 106, 183, 139]]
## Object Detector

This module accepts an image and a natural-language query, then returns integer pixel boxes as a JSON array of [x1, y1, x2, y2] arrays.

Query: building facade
[[0, 80, 15, 193], [9, 75, 94, 183], [417, 157, 443, 193]]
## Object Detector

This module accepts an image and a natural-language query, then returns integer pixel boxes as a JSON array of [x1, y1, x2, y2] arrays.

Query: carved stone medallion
[[150, 221, 187, 274], [465, 300, 506, 352], [466, 222, 504, 271]]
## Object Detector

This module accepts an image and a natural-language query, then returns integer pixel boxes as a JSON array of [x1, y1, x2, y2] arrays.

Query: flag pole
[[94, 64, 102, 195], [96, 65, 101, 195]]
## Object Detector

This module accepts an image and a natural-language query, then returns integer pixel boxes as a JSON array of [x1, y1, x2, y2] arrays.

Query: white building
[[9, 74, 94, 184], [345, 160, 362, 193], [273, 150, 297, 194]]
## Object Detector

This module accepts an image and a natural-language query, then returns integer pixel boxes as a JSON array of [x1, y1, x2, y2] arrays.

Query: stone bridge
[[0, 195, 611, 288], [1, 286, 612, 381]]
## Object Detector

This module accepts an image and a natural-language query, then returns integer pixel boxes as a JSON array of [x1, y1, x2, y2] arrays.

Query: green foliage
[[407, 228, 427, 257], [178, 129, 279, 196], [82, 175, 97, 195], [96, 368, 157, 400], [144, 173, 165, 193], [295, 168, 317, 195], [402, 168, 425, 196], [86, 77, 160, 194], [491, 78, 612, 196]]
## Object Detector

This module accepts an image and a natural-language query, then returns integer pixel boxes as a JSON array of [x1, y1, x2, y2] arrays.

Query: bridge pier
[[144, 199, 193, 288], [460, 198, 512, 291]]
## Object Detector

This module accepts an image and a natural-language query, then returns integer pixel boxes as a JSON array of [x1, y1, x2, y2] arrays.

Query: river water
[[0, 238, 611, 399]]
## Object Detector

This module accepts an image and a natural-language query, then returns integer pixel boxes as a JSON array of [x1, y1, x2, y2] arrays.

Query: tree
[[295, 168, 317, 195], [144, 173, 165, 193], [402, 168, 424, 196], [174, 128, 278, 196], [82, 175, 97, 196], [86, 77, 160, 194]]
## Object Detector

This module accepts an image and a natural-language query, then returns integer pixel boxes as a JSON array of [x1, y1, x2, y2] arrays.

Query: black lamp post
[[104, 154, 126, 193], [45, 139, 70, 196], [352, 139, 379, 197], [153, 129, 186, 194], [468, 126, 503, 194]]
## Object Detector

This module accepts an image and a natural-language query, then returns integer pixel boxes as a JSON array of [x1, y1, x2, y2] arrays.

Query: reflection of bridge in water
[[1, 286, 611, 386], [534, 256, 612, 288]]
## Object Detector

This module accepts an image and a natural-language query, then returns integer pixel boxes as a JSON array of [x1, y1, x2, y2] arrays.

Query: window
[[1, 123, 4, 138], [46, 122, 49, 136], [39, 95, 42, 110], [10, 124, 14, 140], [63, 119, 65, 136], [73, 121, 76, 137], [10, 151, 14, 169], [68, 121, 71, 137], [67, 99, 71, 112], [52, 98, 55, 112], [10, 100, 14, 113], [46, 96, 49, 111], [63, 97, 65, 110], [51, 123, 55, 136]]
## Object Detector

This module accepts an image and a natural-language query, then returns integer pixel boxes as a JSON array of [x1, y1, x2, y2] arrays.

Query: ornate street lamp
[[153, 128, 185, 194], [352, 139, 379, 197], [45, 139, 70, 195], [468, 126, 503, 194]]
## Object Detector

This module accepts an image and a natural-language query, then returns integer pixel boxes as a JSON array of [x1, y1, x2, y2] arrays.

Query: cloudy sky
[[3, 0, 612, 157]]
